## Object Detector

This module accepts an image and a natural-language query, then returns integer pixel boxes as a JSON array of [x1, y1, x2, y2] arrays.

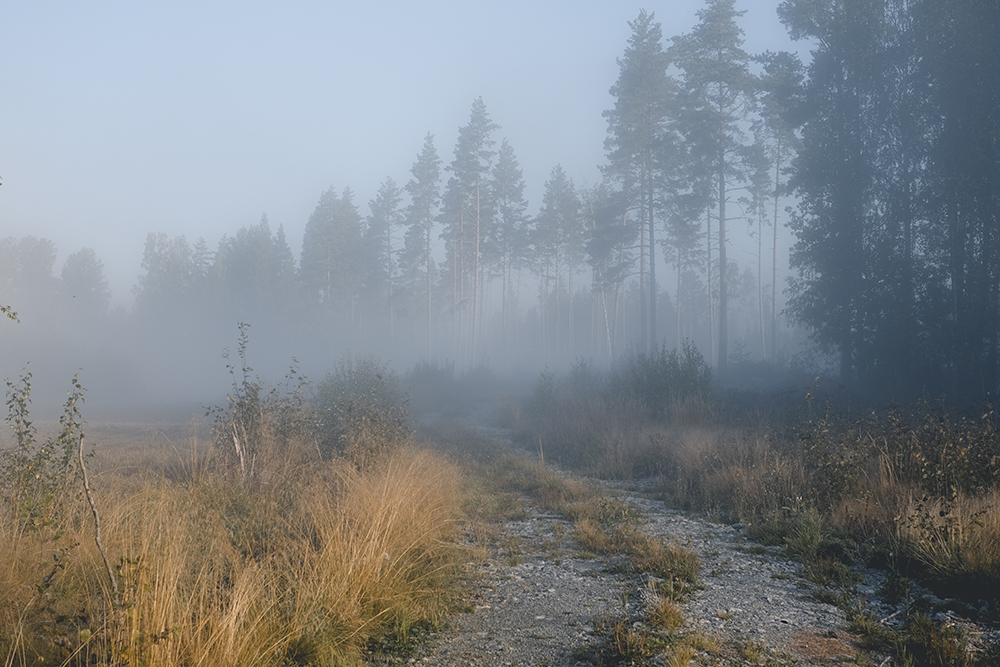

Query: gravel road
[[403, 475, 865, 666], [397, 423, 998, 666]]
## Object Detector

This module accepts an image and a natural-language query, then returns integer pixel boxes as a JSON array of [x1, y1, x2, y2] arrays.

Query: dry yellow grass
[[0, 444, 462, 667]]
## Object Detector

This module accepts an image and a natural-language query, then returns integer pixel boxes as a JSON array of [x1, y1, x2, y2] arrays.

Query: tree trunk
[[772, 133, 781, 362], [718, 149, 728, 377]]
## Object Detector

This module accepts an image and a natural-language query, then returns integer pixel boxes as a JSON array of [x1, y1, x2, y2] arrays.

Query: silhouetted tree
[[60, 247, 110, 317], [915, 0, 1000, 396], [441, 98, 498, 364], [402, 133, 442, 359], [487, 138, 530, 363], [604, 9, 673, 354], [781, 0, 893, 384], [755, 50, 804, 361], [671, 0, 765, 376], [364, 177, 405, 339], [134, 233, 195, 316], [532, 165, 582, 360], [300, 187, 365, 334], [585, 185, 633, 364]]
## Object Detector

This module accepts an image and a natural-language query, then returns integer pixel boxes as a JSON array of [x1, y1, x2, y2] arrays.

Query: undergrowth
[[513, 352, 1000, 666], [0, 334, 463, 666]]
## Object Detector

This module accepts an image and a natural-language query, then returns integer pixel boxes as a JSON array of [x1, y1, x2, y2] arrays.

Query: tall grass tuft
[[1, 349, 462, 666], [0, 445, 461, 666]]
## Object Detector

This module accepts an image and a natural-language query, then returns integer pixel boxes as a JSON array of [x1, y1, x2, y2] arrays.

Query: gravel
[[395, 432, 998, 666]]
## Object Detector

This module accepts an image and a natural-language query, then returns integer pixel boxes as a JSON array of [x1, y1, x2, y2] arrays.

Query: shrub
[[2, 369, 88, 530], [208, 323, 314, 483], [607, 340, 712, 419], [316, 354, 409, 468]]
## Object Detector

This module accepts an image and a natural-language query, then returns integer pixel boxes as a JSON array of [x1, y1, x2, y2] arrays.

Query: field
[[2, 350, 999, 666]]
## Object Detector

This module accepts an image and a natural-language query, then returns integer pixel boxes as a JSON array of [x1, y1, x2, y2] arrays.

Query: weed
[[879, 569, 913, 606], [2, 370, 89, 525], [208, 323, 314, 483], [649, 598, 685, 632], [897, 611, 973, 667], [738, 639, 767, 663], [845, 607, 894, 651]]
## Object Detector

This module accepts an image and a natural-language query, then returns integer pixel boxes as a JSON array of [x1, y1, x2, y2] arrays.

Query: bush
[[208, 323, 313, 483], [317, 354, 409, 468], [515, 343, 712, 476], [2, 369, 88, 530], [607, 340, 712, 419]]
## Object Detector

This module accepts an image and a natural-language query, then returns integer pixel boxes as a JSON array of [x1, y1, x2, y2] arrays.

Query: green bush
[[316, 354, 409, 467], [2, 369, 88, 529], [607, 340, 712, 418]]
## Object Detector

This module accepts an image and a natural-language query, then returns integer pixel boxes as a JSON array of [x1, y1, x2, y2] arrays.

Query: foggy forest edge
[[3, 0, 1000, 409]]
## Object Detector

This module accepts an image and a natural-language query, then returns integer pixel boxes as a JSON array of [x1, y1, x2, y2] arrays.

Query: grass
[[0, 353, 470, 667], [510, 361, 1000, 665], [0, 443, 464, 667]]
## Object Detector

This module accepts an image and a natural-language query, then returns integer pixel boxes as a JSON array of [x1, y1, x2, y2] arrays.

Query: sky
[[1, 1, 803, 307]]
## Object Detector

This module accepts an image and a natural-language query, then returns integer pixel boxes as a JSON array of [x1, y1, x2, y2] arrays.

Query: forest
[[3, 0, 1000, 405]]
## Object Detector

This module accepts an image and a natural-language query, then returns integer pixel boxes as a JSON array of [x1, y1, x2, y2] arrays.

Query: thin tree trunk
[[640, 199, 648, 354], [677, 245, 682, 348], [758, 200, 765, 360], [706, 205, 715, 366], [648, 172, 657, 354], [718, 148, 728, 376], [772, 133, 781, 362], [426, 223, 432, 359], [473, 179, 481, 362]]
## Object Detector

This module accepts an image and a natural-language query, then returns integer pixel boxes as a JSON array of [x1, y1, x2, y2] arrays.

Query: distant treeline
[[3, 0, 1000, 401]]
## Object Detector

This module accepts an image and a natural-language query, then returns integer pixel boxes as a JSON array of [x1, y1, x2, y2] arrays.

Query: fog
[[7, 1, 994, 412], [0, 2, 803, 413]]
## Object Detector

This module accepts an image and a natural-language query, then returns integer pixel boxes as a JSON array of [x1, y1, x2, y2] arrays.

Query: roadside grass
[[512, 356, 1000, 666], [0, 439, 463, 667], [0, 353, 468, 667]]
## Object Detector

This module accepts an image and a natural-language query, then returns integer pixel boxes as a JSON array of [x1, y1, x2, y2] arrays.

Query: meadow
[[0, 354, 465, 667], [3, 344, 999, 667]]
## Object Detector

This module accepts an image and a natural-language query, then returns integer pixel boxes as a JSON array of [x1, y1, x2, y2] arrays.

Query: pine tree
[[402, 133, 442, 359], [755, 50, 803, 361], [915, 0, 1000, 395], [487, 138, 530, 364], [271, 223, 297, 316], [604, 9, 673, 354], [583, 184, 632, 364], [532, 165, 582, 360], [300, 187, 365, 333], [365, 177, 405, 340], [671, 0, 762, 375], [780, 0, 889, 383], [441, 98, 499, 363]]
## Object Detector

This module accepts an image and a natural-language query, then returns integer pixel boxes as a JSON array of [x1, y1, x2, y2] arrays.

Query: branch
[[79, 434, 118, 603]]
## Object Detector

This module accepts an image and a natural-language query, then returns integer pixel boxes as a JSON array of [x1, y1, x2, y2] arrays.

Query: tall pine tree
[[402, 133, 442, 359], [671, 0, 764, 375], [441, 98, 499, 363], [604, 9, 672, 354]]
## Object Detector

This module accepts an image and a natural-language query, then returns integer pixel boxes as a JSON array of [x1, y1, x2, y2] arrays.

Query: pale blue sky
[[1, 1, 799, 306]]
